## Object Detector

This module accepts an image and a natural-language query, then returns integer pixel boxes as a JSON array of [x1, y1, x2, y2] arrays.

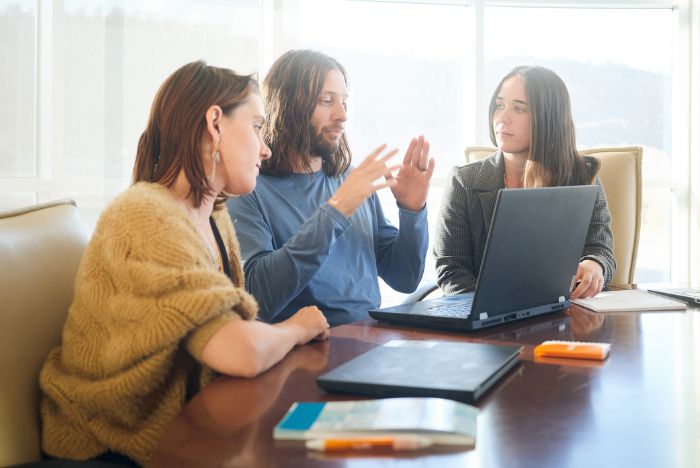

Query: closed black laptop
[[316, 340, 522, 403], [369, 185, 598, 331]]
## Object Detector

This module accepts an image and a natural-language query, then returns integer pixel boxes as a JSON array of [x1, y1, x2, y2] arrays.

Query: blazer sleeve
[[433, 166, 479, 295], [580, 176, 616, 287]]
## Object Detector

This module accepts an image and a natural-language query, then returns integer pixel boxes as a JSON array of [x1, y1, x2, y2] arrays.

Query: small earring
[[212, 142, 220, 164], [210, 142, 220, 180]]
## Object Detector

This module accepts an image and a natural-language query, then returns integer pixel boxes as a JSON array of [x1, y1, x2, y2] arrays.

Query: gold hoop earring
[[210, 142, 220, 180]]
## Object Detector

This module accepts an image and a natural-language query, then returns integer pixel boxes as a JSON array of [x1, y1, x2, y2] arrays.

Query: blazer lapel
[[478, 191, 499, 231], [474, 151, 505, 231]]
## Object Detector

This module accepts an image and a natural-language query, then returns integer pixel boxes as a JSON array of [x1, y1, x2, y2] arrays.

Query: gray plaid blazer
[[433, 151, 616, 295]]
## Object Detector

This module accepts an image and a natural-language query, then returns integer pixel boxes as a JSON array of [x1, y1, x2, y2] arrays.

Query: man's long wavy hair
[[489, 65, 599, 187], [132, 60, 258, 208], [261, 50, 351, 177]]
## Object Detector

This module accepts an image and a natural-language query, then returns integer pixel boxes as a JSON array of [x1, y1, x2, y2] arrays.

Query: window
[[0, 1, 36, 203], [1, 0, 697, 302], [288, 0, 475, 304], [1, 0, 260, 230]]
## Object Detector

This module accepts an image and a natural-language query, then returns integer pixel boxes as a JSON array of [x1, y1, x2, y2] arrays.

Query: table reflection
[[147, 302, 699, 468], [149, 341, 329, 467]]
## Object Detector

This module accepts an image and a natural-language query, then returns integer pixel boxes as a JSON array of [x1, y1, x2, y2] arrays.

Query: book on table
[[273, 397, 478, 447]]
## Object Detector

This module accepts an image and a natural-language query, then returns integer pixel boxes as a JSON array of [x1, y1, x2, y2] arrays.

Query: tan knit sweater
[[39, 182, 258, 465]]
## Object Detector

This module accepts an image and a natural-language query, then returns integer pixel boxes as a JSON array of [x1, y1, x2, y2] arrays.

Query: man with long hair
[[227, 49, 434, 326]]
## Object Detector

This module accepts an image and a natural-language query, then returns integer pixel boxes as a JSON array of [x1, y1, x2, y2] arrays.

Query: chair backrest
[[0, 200, 87, 466], [463, 146, 643, 286], [580, 147, 642, 286]]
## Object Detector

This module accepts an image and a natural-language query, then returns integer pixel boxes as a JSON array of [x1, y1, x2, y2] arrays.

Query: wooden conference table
[[149, 302, 700, 468]]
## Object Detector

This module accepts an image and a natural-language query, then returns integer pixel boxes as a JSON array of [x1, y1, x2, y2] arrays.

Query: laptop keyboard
[[420, 297, 474, 318]]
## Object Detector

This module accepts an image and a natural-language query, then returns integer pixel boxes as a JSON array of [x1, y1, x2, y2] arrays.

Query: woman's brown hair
[[261, 49, 351, 177], [132, 60, 258, 207], [488, 66, 599, 187]]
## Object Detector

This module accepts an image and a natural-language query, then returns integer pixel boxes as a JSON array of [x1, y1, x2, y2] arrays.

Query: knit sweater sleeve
[[58, 186, 258, 375], [45, 182, 259, 389], [39, 183, 259, 465]]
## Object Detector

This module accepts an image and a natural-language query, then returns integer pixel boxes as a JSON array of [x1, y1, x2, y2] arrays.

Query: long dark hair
[[261, 49, 351, 177], [488, 65, 598, 187], [132, 60, 258, 208]]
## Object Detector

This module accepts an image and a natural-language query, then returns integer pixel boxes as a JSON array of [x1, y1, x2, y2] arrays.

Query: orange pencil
[[306, 436, 432, 451]]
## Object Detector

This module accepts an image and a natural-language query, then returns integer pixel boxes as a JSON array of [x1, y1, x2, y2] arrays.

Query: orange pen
[[305, 436, 432, 451]]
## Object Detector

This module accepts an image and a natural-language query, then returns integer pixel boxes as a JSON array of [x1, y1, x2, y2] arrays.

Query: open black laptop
[[369, 185, 599, 331]]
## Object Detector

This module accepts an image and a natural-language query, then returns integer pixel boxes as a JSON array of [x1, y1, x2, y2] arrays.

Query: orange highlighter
[[534, 340, 611, 360]]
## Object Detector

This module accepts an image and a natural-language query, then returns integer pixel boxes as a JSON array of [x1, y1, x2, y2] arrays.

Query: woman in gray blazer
[[434, 66, 615, 300]]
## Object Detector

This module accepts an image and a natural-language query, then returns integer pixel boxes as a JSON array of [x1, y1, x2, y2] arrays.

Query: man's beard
[[309, 126, 341, 161]]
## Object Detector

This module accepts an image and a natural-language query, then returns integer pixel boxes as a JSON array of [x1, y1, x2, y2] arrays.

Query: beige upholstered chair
[[580, 147, 642, 286], [0, 200, 87, 466], [464, 146, 498, 163], [463, 145, 643, 286]]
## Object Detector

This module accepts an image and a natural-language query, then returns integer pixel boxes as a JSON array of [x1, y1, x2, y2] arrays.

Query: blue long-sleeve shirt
[[227, 168, 429, 326]]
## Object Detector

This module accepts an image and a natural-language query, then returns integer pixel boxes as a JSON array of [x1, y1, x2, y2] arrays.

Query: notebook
[[316, 339, 522, 403], [646, 287, 700, 305], [370, 185, 599, 331], [274, 397, 478, 447]]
